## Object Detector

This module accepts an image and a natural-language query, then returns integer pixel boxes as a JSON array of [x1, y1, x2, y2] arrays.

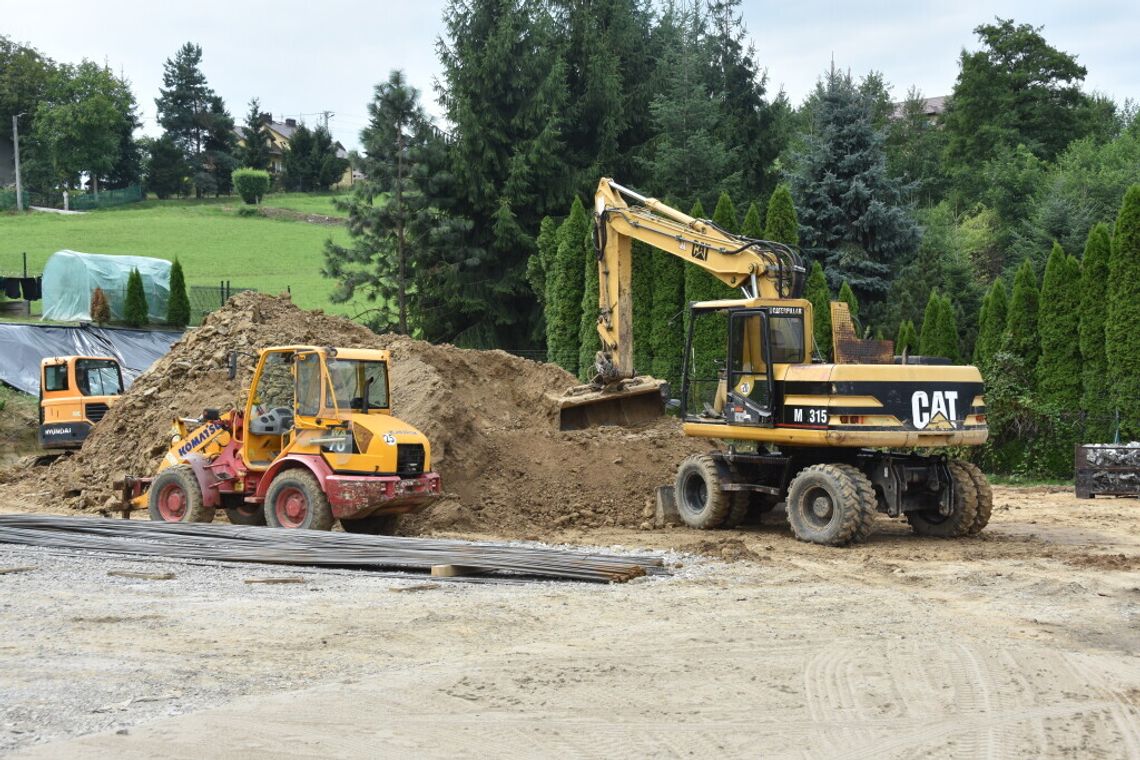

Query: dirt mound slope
[[3, 293, 702, 535]]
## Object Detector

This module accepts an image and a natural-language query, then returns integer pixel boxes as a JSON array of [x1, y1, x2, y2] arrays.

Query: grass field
[[0, 195, 368, 317]]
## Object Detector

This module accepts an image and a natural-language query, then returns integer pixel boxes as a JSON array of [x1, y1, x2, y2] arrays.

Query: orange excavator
[[38, 356, 123, 449]]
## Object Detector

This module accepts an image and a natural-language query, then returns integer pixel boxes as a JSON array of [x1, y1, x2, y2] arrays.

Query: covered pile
[[4, 293, 702, 536]]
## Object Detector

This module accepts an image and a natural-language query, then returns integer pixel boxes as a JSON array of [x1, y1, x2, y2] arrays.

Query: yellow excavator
[[39, 356, 123, 449], [566, 178, 991, 545]]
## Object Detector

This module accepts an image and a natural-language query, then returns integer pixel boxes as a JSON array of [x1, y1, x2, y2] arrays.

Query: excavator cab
[[38, 355, 123, 449]]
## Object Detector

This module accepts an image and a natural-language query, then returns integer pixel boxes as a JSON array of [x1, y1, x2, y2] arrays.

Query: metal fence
[[69, 185, 144, 210], [189, 282, 257, 325], [0, 189, 27, 212]]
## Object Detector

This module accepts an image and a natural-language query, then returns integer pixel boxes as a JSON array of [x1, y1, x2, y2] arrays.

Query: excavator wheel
[[264, 470, 335, 531], [955, 460, 993, 535], [148, 465, 215, 524], [831, 464, 878, 543], [906, 461, 978, 538], [225, 504, 267, 526], [673, 454, 733, 529], [785, 463, 874, 546], [341, 514, 399, 535]]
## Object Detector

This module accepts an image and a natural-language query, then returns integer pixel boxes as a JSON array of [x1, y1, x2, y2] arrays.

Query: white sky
[[3, 0, 1137, 151]]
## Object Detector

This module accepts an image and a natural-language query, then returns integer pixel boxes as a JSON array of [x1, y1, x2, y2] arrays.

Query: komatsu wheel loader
[[119, 346, 441, 533], [566, 178, 992, 546]]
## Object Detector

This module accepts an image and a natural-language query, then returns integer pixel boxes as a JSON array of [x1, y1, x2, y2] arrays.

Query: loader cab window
[[295, 353, 321, 417], [43, 364, 68, 392], [326, 359, 389, 412], [75, 359, 123, 396]]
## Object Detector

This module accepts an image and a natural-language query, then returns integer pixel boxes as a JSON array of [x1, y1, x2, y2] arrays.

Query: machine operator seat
[[249, 406, 295, 436]]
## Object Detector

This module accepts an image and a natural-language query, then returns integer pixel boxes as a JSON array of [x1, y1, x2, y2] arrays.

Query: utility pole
[[12, 113, 25, 212]]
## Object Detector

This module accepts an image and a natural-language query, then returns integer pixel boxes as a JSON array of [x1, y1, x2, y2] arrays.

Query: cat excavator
[[563, 178, 991, 546]]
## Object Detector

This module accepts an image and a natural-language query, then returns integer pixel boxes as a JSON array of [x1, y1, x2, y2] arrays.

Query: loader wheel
[[831, 464, 878, 543], [722, 492, 751, 529], [785, 463, 873, 546], [956, 460, 993, 535], [225, 504, 267, 526], [264, 470, 334, 531], [148, 465, 215, 524], [341, 514, 399, 535], [906, 461, 978, 538], [674, 454, 732, 529]]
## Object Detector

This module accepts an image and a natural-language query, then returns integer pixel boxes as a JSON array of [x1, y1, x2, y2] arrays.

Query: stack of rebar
[[0, 515, 667, 583]]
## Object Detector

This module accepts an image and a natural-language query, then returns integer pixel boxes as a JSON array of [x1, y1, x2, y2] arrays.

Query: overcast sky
[[4, 0, 1137, 151]]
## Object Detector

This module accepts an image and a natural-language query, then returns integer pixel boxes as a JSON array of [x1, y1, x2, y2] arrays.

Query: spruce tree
[[740, 201, 762, 238], [803, 261, 832, 360], [919, 290, 942, 358], [577, 217, 600, 381], [528, 216, 559, 309], [895, 319, 918, 355], [1002, 258, 1042, 388], [938, 294, 961, 363], [763, 183, 799, 244], [837, 280, 859, 323], [124, 268, 149, 328], [685, 195, 736, 380], [973, 280, 1007, 367], [631, 241, 655, 373], [1078, 223, 1112, 440], [545, 198, 588, 375], [1036, 242, 1082, 409], [239, 97, 272, 171], [1106, 185, 1140, 439], [166, 258, 190, 327]]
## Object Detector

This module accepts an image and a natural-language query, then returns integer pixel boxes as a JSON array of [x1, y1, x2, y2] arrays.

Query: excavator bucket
[[556, 376, 666, 431]]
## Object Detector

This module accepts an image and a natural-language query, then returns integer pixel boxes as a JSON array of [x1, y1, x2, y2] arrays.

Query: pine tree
[[546, 198, 589, 374], [123, 268, 149, 328], [89, 287, 111, 325], [1078, 223, 1112, 440], [1036, 242, 1082, 408], [166, 258, 190, 327], [239, 97, 272, 171], [837, 280, 859, 323], [803, 261, 832, 360], [973, 279, 1007, 367], [895, 319, 918, 355], [1106, 185, 1140, 439], [763, 183, 799, 244], [740, 201, 762, 238], [1002, 258, 1042, 387]]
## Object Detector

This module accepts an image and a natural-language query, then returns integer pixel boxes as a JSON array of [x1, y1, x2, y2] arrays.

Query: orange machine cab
[[39, 356, 123, 448]]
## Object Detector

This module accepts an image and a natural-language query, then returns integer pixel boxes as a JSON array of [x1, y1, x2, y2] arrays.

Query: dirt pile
[[4, 293, 703, 535]]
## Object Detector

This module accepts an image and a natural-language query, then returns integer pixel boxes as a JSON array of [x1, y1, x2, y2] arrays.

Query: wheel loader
[[119, 345, 441, 533], [565, 178, 992, 546]]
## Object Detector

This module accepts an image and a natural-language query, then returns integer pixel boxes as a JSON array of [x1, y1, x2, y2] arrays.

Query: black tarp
[[0, 323, 183, 395]]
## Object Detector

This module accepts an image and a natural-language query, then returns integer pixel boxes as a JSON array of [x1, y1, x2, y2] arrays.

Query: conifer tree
[[528, 216, 559, 308], [89, 287, 111, 325], [239, 97, 272, 171], [837, 280, 859, 323], [124, 268, 149, 328], [938, 294, 961, 363], [1106, 185, 1140, 439], [1003, 258, 1042, 383], [740, 201, 762, 238], [973, 280, 1007, 367], [631, 241, 655, 373], [1036, 242, 1082, 408], [650, 197, 686, 387], [919, 290, 943, 358], [166, 258, 190, 327], [546, 198, 588, 374], [803, 261, 832, 360], [1078, 223, 1112, 440], [895, 319, 918, 355], [683, 196, 737, 379], [763, 183, 799, 244], [578, 220, 600, 381]]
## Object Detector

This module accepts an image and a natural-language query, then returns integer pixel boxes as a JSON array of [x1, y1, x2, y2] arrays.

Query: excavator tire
[[906, 460, 978, 538], [148, 465, 215, 524], [956, 460, 993, 535], [341, 514, 400, 535], [722, 492, 751, 529], [264, 470, 335, 531], [225, 504, 267, 526], [831, 464, 878, 543], [785, 463, 872, 546], [673, 454, 732, 530]]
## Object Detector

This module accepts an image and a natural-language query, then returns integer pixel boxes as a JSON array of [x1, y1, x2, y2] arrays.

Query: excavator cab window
[[725, 310, 774, 426], [75, 359, 123, 396], [43, 364, 68, 392]]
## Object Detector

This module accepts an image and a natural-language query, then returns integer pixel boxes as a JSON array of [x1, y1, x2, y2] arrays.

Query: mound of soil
[[3, 293, 703, 536]]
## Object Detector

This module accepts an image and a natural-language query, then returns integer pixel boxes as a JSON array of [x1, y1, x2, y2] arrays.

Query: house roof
[[890, 95, 947, 120]]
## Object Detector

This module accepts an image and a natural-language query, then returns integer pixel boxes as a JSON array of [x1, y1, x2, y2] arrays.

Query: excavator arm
[[590, 178, 804, 382]]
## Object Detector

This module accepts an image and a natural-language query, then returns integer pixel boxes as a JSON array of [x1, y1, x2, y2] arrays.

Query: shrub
[[124, 268, 149, 327], [90, 287, 111, 325], [232, 168, 271, 205], [167, 258, 190, 327]]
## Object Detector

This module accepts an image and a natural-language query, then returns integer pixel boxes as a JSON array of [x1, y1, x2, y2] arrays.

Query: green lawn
[[261, 192, 348, 216], [0, 198, 365, 317]]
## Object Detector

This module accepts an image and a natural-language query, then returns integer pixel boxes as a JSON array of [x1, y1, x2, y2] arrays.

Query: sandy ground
[[1, 485, 1138, 759]]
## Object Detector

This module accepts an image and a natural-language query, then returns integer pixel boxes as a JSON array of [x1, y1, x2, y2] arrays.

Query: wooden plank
[[243, 577, 305, 585], [0, 566, 36, 575], [431, 564, 484, 578], [107, 570, 175, 581]]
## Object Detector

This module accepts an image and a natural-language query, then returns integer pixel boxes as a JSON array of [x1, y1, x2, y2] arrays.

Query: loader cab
[[680, 299, 812, 427], [39, 356, 123, 448]]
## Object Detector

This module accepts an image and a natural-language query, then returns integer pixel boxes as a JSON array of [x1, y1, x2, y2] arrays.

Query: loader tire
[[148, 465, 215, 524], [785, 463, 872, 546], [264, 470, 334, 531], [722, 492, 751, 529], [225, 504, 267, 526], [341, 514, 399, 535], [831, 464, 878, 543], [956, 460, 993, 535], [674, 454, 732, 529], [906, 461, 978, 538]]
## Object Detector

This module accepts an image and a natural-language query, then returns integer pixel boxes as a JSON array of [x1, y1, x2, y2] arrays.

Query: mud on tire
[[785, 463, 874, 546], [673, 454, 732, 530], [956, 460, 993, 535], [831, 464, 877, 543], [148, 464, 215, 524], [264, 469, 334, 531], [905, 460, 978, 538]]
